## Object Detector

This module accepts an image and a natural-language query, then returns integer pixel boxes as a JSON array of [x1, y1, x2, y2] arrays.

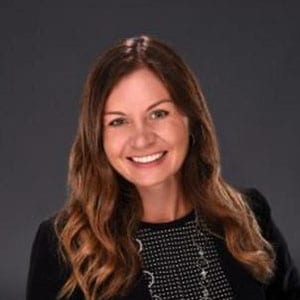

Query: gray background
[[1, 1, 299, 299]]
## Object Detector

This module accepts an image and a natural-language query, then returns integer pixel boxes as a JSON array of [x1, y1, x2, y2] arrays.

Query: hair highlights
[[55, 36, 275, 300]]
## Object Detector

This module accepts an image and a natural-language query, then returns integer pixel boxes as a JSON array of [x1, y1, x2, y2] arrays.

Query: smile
[[129, 151, 167, 164]]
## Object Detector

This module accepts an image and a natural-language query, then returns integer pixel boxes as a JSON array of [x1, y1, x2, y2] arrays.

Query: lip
[[127, 151, 168, 168], [127, 151, 167, 160]]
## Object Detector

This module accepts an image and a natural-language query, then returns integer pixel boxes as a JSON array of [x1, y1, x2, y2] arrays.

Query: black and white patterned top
[[135, 210, 234, 300]]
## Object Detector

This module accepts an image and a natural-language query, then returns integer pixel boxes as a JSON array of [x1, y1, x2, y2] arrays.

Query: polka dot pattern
[[135, 210, 234, 300]]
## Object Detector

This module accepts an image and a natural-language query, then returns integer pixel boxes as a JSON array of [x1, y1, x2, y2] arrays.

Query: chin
[[129, 175, 177, 190]]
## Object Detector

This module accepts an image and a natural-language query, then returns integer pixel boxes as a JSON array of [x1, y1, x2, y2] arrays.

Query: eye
[[108, 118, 128, 127], [150, 110, 169, 120]]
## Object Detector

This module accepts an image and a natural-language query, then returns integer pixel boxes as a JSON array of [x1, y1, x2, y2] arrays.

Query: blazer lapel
[[214, 237, 266, 300], [120, 271, 152, 300]]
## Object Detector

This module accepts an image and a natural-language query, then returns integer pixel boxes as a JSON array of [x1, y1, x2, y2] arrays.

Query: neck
[[137, 179, 193, 223]]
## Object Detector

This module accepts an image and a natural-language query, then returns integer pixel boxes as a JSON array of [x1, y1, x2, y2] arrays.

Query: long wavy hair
[[55, 35, 275, 300]]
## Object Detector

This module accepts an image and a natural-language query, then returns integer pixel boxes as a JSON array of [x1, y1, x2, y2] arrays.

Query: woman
[[26, 35, 300, 300]]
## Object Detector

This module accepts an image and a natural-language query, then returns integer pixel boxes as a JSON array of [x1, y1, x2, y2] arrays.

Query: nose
[[129, 123, 156, 150]]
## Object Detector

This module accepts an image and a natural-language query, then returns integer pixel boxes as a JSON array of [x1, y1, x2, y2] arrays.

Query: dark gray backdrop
[[1, 1, 299, 300]]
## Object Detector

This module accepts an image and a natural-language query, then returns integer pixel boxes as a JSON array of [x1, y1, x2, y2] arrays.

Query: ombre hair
[[55, 35, 275, 300]]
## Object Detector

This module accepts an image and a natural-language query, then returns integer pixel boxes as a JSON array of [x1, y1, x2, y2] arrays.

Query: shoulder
[[239, 187, 270, 214], [26, 215, 70, 300], [238, 187, 284, 243], [238, 187, 272, 233], [238, 187, 300, 298], [31, 216, 61, 260], [28, 215, 66, 271], [36, 216, 57, 242]]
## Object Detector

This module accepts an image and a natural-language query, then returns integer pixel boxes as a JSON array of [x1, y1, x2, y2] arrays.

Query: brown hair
[[55, 35, 275, 300]]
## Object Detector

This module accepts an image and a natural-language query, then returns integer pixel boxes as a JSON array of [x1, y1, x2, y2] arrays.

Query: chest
[[127, 218, 266, 300], [121, 241, 266, 300]]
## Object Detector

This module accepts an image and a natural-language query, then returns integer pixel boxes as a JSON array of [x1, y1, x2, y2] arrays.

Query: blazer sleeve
[[26, 220, 150, 300], [244, 188, 300, 300], [26, 219, 76, 300]]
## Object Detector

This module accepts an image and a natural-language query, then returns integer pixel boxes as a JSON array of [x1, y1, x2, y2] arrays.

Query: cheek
[[103, 130, 128, 159], [162, 117, 189, 146]]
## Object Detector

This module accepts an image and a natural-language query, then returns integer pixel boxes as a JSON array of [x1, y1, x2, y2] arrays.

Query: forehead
[[104, 68, 171, 111]]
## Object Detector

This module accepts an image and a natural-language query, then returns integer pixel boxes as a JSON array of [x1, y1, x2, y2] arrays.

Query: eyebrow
[[104, 99, 173, 116]]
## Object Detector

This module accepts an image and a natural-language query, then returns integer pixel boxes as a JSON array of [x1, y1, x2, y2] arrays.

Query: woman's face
[[103, 68, 189, 190]]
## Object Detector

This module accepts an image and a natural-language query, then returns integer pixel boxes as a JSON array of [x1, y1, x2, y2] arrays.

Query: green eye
[[108, 118, 127, 127], [150, 110, 169, 119]]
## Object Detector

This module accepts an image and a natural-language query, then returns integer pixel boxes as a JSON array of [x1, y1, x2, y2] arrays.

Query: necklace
[[136, 210, 212, 300], [135, 238, 163, 300], [193, 210, 212, 300]]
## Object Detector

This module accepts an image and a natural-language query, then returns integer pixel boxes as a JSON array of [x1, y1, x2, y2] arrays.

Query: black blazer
[[26, 188, 300, 300]]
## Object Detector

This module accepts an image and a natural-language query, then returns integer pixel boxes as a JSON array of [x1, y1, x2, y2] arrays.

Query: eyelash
[[150, 109, 169, 119], [108, 118, 127, 127], [107, 110, 169, 127]]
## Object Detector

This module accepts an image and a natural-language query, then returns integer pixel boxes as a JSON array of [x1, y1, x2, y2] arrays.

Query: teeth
[[131, 152, 165, 163]]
